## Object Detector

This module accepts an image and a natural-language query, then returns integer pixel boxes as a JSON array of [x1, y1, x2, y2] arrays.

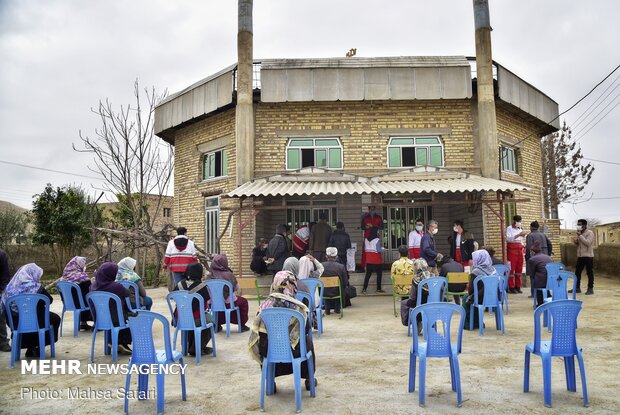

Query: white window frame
[[202, 148, 228, 181], [386, 136, 444, 168], [204, 196, 220, 254], [500, 145, 518, 174], [285, 138, 343, 170]]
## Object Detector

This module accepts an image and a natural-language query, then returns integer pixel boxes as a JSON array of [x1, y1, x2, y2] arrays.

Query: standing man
[[164, 226, 199, 286], [574, 219, 595, 295], [266, 224, 290, 276], [360, 206, 383, 268], [0, 248, 11, 352], [292, 222, 315, 259], [309, 213, 332, 262], [506, 215, 526, 294], [328, 221, 352, 266], [407, 218, 425, 259], [420, 220, 443, 275], [448, 220, 476, 267], [525, 221, 552, 297], [527, 240, 553, 307]]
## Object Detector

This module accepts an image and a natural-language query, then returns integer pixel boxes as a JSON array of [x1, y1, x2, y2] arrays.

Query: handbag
[[345, 285, 357, 299]]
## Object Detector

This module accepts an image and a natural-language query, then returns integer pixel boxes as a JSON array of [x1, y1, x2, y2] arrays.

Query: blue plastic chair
[[259, 308, 316, 413], [470, 275, 504, 336], [301, 278, 325, 337], [118, 280, 143, 312], [409, 302, 465, 408], [56, 281, 90, 337], [295, 291, 315, 342], [542, 271, 578, 331], [534, 262, 564, 309], [125, 311, 187, 414], [4, 293, 56, 368], [85, 291, 129, 363], [166, 291, 216, 364], [407, 277, 448, 336], [524, 299, 588, 408], [493, 265, 510, 314], [204, 279, 241, 337]]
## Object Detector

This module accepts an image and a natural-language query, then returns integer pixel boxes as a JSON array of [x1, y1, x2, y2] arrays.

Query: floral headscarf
[[62, 256, 90, 283], [412, 258, 432, 285], [1, 263, 43, 312], [116, 257, 141, 283]]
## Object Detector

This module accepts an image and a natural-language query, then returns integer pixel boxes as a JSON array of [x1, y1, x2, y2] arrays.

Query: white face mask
[[515, 222, 522, 227], [432, 228, 438, 235], [415, 225, 423, 231], [577, 225, 583, 231], [453, 226, 458, 233]]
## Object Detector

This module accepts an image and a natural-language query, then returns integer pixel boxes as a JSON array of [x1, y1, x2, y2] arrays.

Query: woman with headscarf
[[1, 263, 61, 357], [60, 256, 93, 330], [115, 257, 153, 310], [248, 271, 317, 391], [297, 254, 324, 307], [400, 258, 433, 333], [208, 254, 250, 332], [464, 249, 499, 329], [90, 262, 132, 354], [362, 226, 385, 294], [173, 262, 215, 356]]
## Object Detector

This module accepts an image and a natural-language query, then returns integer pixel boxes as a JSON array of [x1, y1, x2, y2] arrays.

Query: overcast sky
[[1, 0, 618, 228]]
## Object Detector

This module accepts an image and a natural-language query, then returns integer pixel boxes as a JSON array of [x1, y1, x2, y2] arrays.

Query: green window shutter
[[415, 137, 440, 145], [315, 139, 340, 146], [222, 150, 228, 176], [390, 138, 414, 145], [430, 146, 443, 166], [287, 148, 300, 169], [208, 153, 215, 177], [328, 148, 342, 168], [289, 139, 314, 147], [388, 147, 401, 167], [203, 156, 209, 180], [416, 147, 428, 166], [315, 149, 327, 167]]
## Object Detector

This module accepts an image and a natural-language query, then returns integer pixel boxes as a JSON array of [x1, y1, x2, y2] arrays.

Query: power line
[[0, 159, 103, 180], [583, 157, 620, 166], [573, 97, 620, 143], [571, 75, 620, 128]]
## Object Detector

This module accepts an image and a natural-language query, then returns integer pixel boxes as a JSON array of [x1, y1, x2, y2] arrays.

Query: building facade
[[154, 56, 560, 274]]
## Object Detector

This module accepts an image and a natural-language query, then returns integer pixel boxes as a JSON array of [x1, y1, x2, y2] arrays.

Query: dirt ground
[[1, 274, 619, 415]]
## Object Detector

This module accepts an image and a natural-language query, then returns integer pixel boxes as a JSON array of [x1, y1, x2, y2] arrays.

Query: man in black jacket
[[266, 224, 290, 276], [328, 222, 352, 267], [0, 248, 12, 351]]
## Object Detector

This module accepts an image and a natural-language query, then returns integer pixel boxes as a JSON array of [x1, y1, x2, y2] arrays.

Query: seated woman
[[208, 254, 250, 332], [464, 249, 499, 329], [297, 254, 324, 308], [250, 238, 269, 276], [60, 256, 93, 330], [174, 262, 215, 356], [115, 257, 153, 310], [400, 258, 432, 334], [90, 262, 132, 354], [1, 263, 61, 357], [248, 271, 317, 391]]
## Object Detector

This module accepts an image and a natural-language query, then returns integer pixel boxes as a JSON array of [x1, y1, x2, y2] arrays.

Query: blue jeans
[[142, 296, 153, 310], [173, 272, 185, 286]]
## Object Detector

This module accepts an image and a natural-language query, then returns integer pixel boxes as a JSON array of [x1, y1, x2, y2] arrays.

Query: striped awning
[[227, 167, 528, 198]]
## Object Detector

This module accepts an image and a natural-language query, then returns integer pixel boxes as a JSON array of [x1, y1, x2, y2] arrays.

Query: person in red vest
[[505, 215, 527, 294], [360, 206, 383, 268], [292, 222, 316, 259], [362, 227, 385, 294], [407, 218, 425, 259]]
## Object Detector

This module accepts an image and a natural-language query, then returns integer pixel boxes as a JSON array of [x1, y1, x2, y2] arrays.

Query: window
[[205, 197, 220, 254], [286, 138, 343, 170], [500, 146, 518, 173], [163, 208, 171, 217], [504, 202, 517, 227], [203, 149, 228, 180], [387, 137, 444, 168]]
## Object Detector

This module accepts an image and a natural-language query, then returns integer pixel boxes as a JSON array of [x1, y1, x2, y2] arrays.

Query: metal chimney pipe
[[236, 0, 255, 185], [473, 0, 499, 179]]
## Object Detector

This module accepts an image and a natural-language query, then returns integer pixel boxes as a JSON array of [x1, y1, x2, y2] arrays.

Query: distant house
[[154, 56, 560, 272], [0, 200, 30, 244], [98, 194, 175, 232], [594, 221, 620, 245]]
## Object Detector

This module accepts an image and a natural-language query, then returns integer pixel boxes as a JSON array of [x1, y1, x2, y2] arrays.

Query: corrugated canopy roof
[[227, 167, 528, 198]]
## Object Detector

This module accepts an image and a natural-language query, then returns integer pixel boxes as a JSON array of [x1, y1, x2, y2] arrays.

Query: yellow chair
[[446, 272, 470, 303], [320, 276, 343, 318], [237, 276, 262, 307], [391, 274, 413, 317]]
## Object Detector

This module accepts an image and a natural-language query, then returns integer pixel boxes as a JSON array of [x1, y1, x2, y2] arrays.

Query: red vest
[[364, 238, 383, 264]]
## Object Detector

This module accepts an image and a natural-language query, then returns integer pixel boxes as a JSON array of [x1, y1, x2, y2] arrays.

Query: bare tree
[[541, 121, 594, 218], [74, 80, 174, 286]]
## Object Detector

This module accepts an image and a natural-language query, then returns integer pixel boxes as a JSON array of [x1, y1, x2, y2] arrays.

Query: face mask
[[515, 222, 522, 227], [415, 225, 423, 231], [577, 225, 583, 231], [453, 226, 458, 232], [432, 228, 438, 235]]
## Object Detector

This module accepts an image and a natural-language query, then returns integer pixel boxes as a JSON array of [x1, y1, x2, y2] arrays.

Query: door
[[382, 206, 433, 263]]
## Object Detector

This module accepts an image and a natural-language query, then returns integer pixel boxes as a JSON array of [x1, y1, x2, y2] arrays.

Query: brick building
[[154, 56, 560, 274]]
